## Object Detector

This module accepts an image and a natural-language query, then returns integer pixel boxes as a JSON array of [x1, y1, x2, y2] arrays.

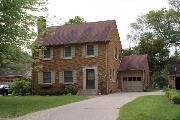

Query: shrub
[[11, 79, 31, 96], [165, 88, 180, 103], [39, 90, 63, 96], [63, 84, 78, 95], [172, 94, 180, 104], [153, 76, 168, 89]]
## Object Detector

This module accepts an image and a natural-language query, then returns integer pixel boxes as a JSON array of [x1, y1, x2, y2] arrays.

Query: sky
[[44, 0, 169, 49]]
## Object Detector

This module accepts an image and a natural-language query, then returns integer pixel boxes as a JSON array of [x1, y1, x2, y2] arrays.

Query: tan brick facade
[[32, 24, 122, 95]]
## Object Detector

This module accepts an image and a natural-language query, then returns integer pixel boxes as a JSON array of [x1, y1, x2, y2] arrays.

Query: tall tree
[[65, 16, 86, 25], [127, 0, 180, 72], [0, 0, 47, 71]]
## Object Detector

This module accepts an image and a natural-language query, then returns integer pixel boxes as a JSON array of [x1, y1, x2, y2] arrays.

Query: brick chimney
[[37, 16, 46, 37]]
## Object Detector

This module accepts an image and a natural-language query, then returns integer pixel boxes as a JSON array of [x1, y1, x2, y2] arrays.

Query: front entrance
[[175, 77, 180, 89], [86, 69, 95, 89]]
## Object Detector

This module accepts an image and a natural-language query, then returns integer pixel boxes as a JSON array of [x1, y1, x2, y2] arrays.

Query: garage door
[[122, 77, 143, 92]]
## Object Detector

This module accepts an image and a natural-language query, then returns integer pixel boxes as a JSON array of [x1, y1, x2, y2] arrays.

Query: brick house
[[32, 20, 122, 95], [118, 55, 150, 91], [168, 64, 180, 89]]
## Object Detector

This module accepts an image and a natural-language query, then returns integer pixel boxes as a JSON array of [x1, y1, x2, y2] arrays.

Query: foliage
[[63, 84, 78, 95], [0, 0, 47, 71], [65, 16, 86, 25], [118, 96, 180, 120], [151, 67, 169, 89], [0, 96, 88, 117], [11, 79, 31, 96], [39, 84, 78, 95], [165, 88, 180, 104], [127, 0, 180, 87], [172, 94, 180, 104]]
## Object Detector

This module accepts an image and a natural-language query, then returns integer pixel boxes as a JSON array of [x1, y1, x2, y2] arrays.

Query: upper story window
[[43, 48, 51, 58], [86, 44, 94, 56], [64, 46, 71, 58], [64, 71, 73, 83], [43, 72, 51, 83]]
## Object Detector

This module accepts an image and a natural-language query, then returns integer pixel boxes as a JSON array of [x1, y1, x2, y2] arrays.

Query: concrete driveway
[[10, 91, 164, 120]]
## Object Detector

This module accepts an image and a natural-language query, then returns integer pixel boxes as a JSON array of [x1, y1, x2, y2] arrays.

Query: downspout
[[105, 42, 109, 94]]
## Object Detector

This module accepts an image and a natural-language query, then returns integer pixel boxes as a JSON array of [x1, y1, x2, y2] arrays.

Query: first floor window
[[43, 48, 51, 58], [64, 71, 73, 83], [43, 72, 51, 83]]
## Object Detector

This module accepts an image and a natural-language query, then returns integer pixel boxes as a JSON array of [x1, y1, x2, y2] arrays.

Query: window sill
[[42, 58, 52, 60], [64, 82, 74, 84], [63, 57, 72, 59], [85, 55, 95, 58], [110, 80, 116, 83], [39, 83, 52, 85]]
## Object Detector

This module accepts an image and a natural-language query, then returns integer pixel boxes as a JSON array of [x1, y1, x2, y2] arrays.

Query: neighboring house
[[118, 55, 149, 92], [168, 64, 180, 89], [32, 20, 122, 95], [0, 64, 32, 85], [0, 71, 31, 85]]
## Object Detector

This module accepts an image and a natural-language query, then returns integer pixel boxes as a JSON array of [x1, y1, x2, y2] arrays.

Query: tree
[[0, 0, 47, 71], [127, 0, 180, 71], [65, 16, 86, 25], [127, 0, 180, 88]]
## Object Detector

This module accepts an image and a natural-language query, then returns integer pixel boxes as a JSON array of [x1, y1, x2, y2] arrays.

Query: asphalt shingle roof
[[38, 20, 116, 46], [119, 55, 148, 71]]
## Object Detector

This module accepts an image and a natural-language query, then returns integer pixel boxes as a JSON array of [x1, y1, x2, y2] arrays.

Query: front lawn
[[0, 96, 88, 118], [118, 96, 180, 120]]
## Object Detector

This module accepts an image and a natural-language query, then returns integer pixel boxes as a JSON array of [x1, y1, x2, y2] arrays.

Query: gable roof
[[168, 64, 180, 75], [38, 20, 116, 46], [119, 55, 148, 71]]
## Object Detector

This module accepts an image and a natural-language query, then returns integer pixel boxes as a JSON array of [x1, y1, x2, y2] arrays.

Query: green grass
[[0, 96, 88, 118], [118, 96, 180, 120]]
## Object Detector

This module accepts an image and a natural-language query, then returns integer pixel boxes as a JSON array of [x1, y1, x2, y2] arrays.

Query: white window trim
[[63, 71, 74, 84], [85, 44, 95, 58], [63, 46, 72, 59]]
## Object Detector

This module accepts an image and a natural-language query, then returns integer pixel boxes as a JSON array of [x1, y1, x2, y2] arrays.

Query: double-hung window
[[64, 71, 73, 83], [86, 45, 94, 56], [43, 48, 51, 59], [64, 46, 71, 58], [43, 72, 51, 83]]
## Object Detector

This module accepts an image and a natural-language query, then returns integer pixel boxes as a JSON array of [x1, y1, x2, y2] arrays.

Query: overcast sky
[[45, 0, 169, 49]]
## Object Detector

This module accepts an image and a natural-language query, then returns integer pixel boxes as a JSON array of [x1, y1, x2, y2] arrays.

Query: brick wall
[[32, 42, 108, 94], [107, 23, 122, 93]]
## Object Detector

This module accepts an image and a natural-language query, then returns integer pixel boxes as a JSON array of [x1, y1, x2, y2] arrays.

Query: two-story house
[[32, 19, 122, 95]]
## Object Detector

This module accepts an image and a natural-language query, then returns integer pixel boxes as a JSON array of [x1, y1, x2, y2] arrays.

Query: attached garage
[[118, 55, 150, 92]]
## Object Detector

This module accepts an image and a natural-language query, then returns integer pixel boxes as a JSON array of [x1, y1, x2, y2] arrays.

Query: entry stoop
[[77, 89, 99, 96]]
